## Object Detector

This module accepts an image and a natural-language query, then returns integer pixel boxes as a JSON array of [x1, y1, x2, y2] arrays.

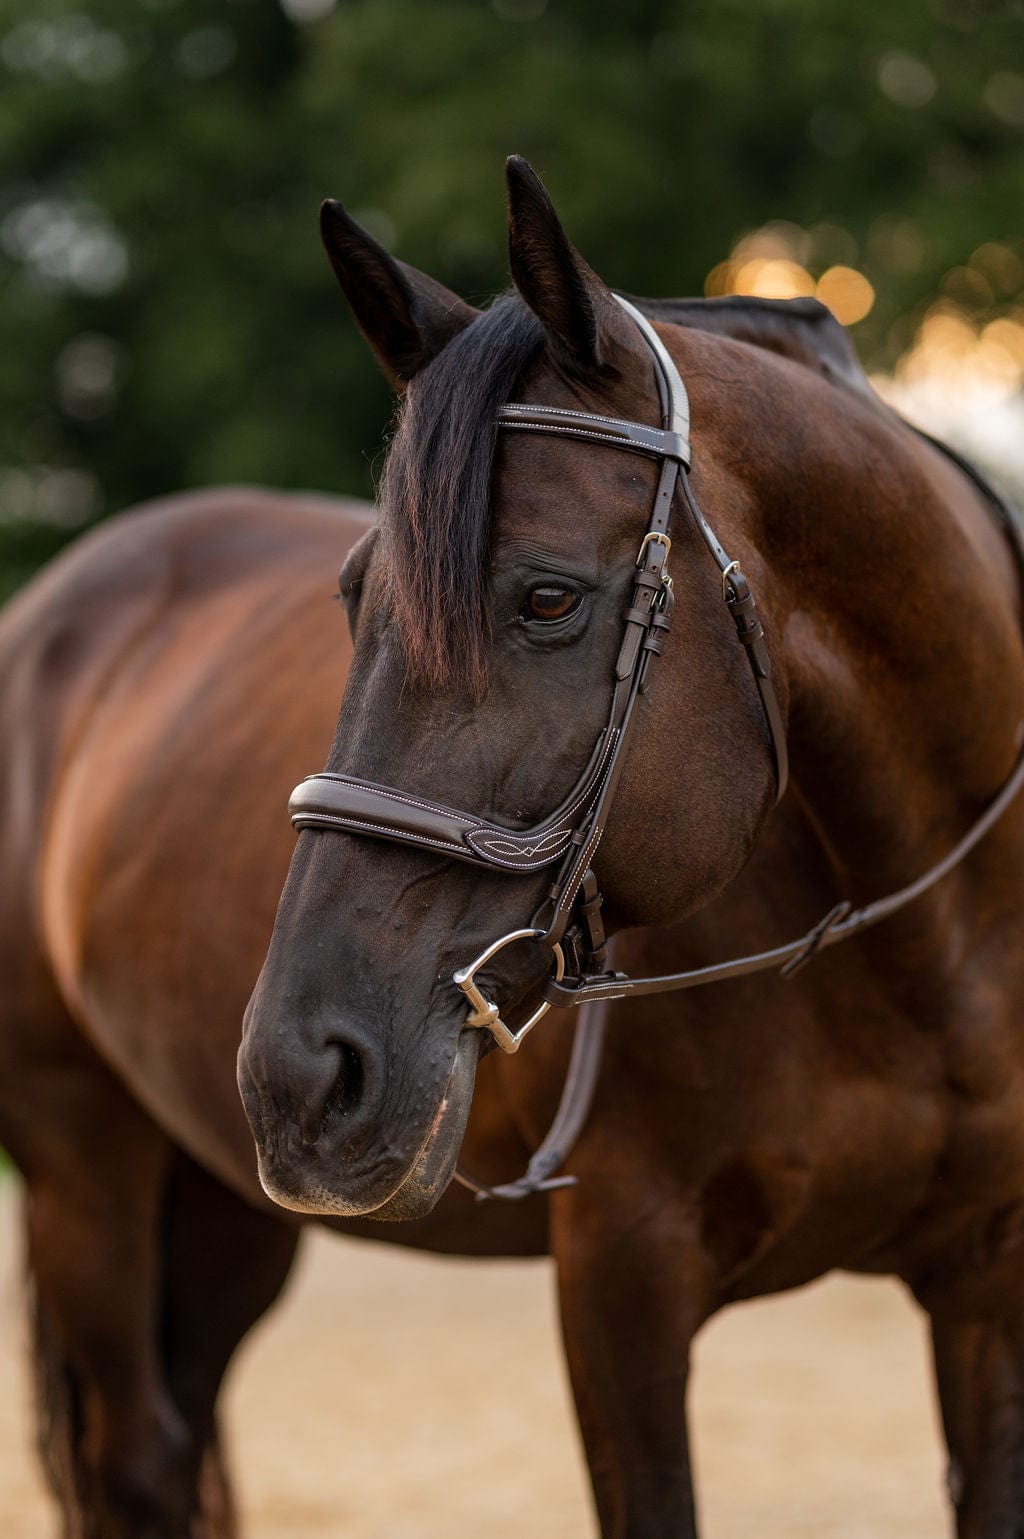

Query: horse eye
[[523, 585, 582, 623]]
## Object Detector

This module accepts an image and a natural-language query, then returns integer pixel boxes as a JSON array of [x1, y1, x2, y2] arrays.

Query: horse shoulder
[[0, 487, 369, 1196]]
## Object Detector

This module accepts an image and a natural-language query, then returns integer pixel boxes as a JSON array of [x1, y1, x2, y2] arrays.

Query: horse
[[0, 152, 1020, 1539], [238, 157, 1024, 1539]]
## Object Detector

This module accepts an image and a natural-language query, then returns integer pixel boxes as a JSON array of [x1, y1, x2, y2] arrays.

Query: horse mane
[[378, 289, 874, 694], [629, 292, 876, 400]]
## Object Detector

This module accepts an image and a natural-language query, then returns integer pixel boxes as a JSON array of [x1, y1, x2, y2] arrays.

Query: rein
[[288, 296, 1024, 1200]]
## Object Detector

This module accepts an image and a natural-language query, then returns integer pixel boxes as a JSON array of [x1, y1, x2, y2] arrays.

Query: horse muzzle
[[238, 974, 482, 1219]]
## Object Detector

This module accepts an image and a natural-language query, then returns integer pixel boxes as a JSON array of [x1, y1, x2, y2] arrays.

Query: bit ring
[[453, 929, 566, 1053]]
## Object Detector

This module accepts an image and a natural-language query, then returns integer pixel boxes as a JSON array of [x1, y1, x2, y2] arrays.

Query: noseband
[[289, 295, 790, 1047]]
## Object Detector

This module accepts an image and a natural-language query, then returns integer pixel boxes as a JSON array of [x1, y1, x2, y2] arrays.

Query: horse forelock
[[375, 287, 877, 699], [377, 295, 544, 695]]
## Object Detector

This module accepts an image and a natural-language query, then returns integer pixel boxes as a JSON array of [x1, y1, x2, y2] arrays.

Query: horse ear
[[320, 200, 478, 388], [505, 156, 621, 375]]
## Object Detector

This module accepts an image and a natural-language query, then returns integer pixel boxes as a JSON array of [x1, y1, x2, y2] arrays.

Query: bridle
[[288, 295, 1024, 1197], [290, 296, 789, 1036]]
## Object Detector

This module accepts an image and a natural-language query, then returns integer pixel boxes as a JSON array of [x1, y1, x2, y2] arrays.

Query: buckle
[[721, 558, 740, 599], [636, 531, 671, 572], [453, 928, 566, 1053]]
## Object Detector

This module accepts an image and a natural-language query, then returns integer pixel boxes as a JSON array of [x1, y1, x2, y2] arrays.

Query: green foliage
[[1, 0, 1023, 590]]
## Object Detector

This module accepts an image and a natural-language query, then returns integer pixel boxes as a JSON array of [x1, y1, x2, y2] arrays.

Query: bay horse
[[0, 153, 1019, 1539], [240, 159, 1024, 1537]]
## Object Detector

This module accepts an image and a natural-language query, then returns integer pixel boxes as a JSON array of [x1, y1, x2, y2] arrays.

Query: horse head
[[237, 159, 784, 1218]]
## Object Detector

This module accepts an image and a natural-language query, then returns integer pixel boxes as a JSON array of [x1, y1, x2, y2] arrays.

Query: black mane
[[378, 294, 543, 693], [378, 289, 874, 693], [630, 292, 873, 397]]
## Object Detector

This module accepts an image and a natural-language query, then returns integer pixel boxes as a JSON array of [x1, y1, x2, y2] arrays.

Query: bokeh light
[[705, 224, 875, 324], [816, 266, 875, 326], [705, 226, 1024, 496]]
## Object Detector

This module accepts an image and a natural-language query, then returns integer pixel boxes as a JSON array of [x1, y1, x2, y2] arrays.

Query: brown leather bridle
[[288, 296, 1024, 1197], [290, 297, 789, 1042]]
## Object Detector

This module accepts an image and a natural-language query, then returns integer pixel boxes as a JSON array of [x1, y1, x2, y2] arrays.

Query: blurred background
[[2, 5, 1023, 1533], [2, 0, 1024, 603]]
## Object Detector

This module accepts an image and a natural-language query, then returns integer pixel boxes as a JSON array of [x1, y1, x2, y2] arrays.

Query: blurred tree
[[1, 0, 1023, 595]]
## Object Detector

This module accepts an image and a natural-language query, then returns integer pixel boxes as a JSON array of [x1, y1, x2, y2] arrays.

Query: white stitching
[[311, 776, 470, 824], [463, 842, 571, 872], [302, 730, 618, 865], [474, 828, 571, 858], [293, 814, 466, 856], [555, 826, 604, 916], [466, 832, 571, 866], [498, 422, 683, 461], [501, 403, 658, 435]]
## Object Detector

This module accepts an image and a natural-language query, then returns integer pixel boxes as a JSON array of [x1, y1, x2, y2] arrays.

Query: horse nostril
[[315, 1038, 366, 1143]]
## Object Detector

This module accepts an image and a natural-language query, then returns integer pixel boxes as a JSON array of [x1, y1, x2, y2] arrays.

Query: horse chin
[[255, 1030, 481, 1220], [368, 1030, 482, 1221]]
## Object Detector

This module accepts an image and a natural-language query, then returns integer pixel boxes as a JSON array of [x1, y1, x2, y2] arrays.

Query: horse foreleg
[[4, 976, 300, 1539], [928, 1303, 1024, 1537], [22, 1092, 191, 1538], [158, 1151, 301, 1537], [551, 1189, 704, 1539]]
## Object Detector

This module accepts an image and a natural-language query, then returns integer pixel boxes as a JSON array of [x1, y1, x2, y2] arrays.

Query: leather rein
[[289, 295, 1024, 1200]]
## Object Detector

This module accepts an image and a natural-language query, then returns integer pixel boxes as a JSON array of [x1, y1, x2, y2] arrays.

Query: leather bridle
[[288, 296, 1024, 1197], [291, 296, 789, 1042]]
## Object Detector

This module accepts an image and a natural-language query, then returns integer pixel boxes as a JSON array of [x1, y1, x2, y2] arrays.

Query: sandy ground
[[0, 1182, 950, 1538]]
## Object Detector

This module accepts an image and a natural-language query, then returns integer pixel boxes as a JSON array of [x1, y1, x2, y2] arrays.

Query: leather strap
[[495, 404, 689, 467], [722, 561, 789, 795], [454, 995, 609, 1202], [290, 729, 618, 872], [543, 731, 1024, 1005]]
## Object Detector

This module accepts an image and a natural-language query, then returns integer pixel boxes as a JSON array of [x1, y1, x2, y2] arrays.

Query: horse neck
[[747, 384, 1024, 892]]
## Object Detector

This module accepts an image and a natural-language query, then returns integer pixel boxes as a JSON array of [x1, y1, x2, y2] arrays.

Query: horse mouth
[[253, 1029, 481, 1220], [368, 1031, 482, 1220]]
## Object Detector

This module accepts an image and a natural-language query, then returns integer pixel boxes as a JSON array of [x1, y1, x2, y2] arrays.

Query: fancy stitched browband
[[289, 295, 1024, 1190]]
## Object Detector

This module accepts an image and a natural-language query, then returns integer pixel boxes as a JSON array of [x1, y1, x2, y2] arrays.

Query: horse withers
[[240, 159, 1024, 1537]]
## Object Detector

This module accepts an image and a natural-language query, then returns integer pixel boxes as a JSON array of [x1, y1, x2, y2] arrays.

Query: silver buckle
[[453, 928, 566, 1053], [636, 530, 671, 569]]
